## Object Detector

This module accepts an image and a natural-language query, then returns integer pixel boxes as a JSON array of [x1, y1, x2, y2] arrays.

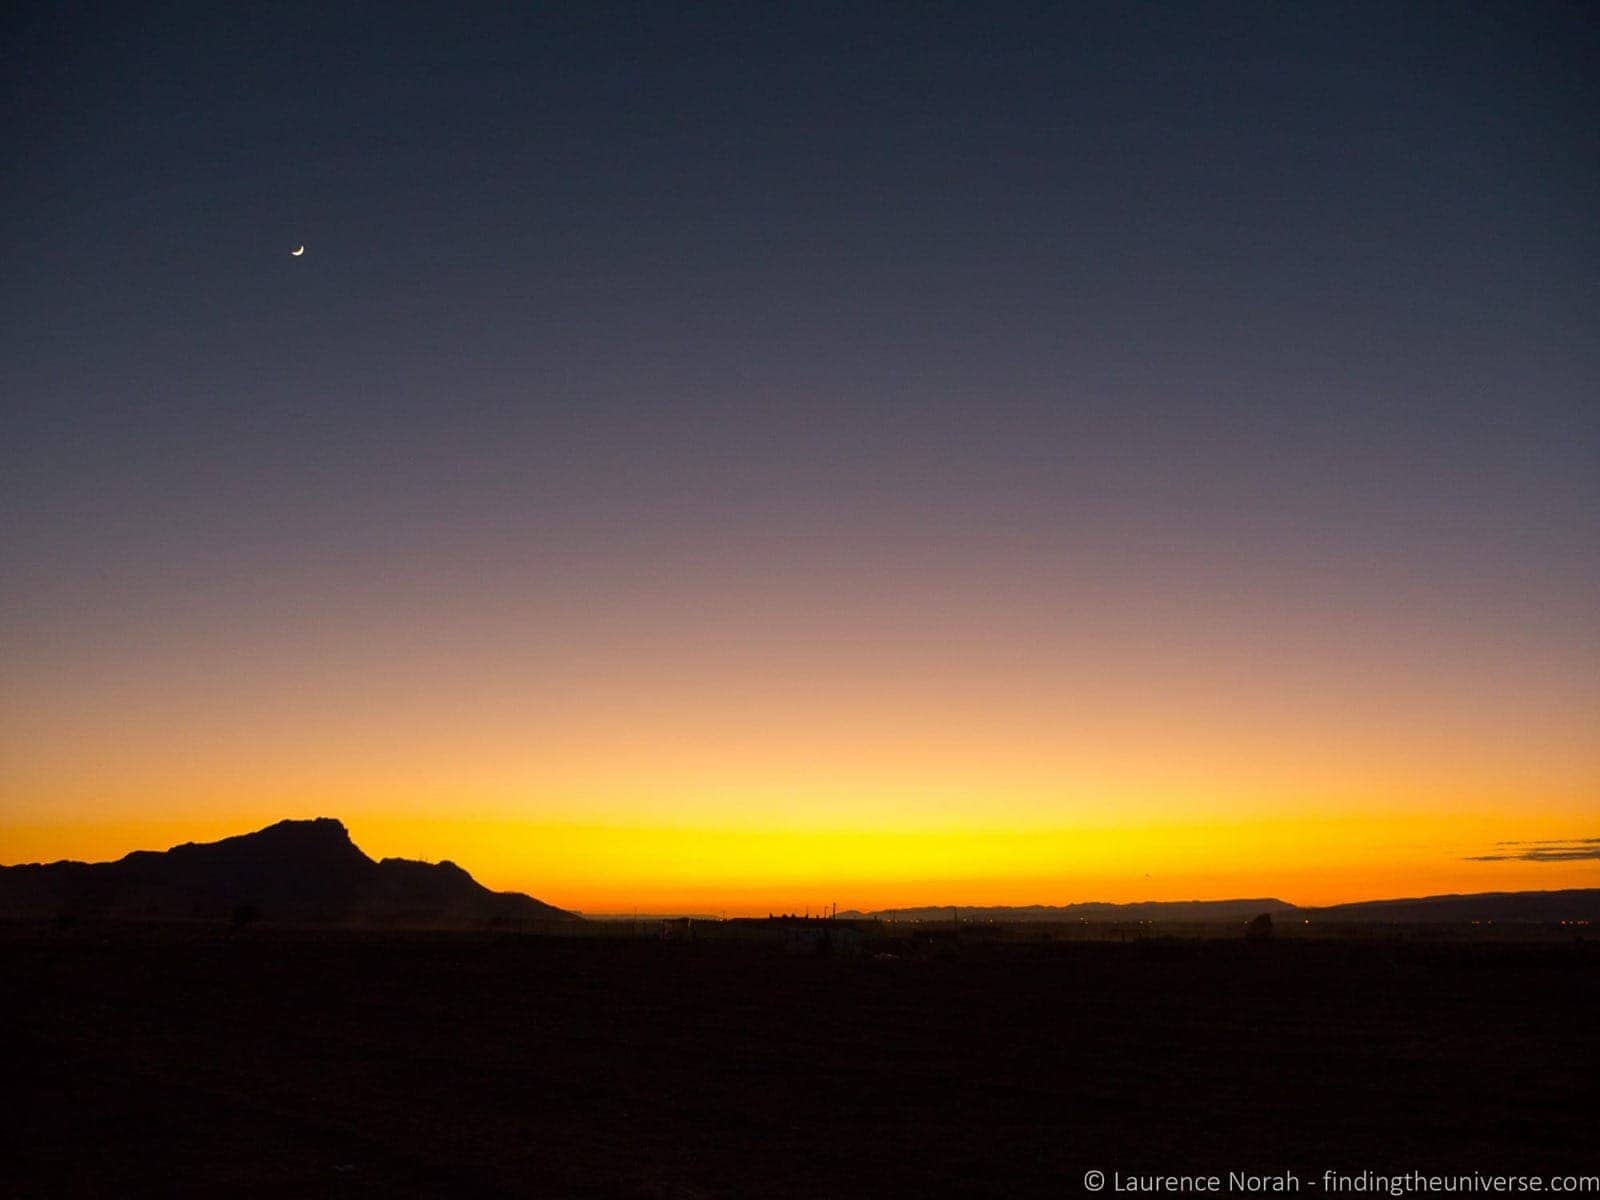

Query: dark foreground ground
[[5, 926, 1597, 1198]]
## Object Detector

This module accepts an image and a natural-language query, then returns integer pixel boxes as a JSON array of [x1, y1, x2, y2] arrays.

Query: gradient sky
[[3, 1, 1597, 913]]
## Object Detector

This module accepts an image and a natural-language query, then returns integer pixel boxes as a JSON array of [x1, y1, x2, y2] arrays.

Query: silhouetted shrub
[[1245, 912, 1273, 940], [230, 902, 260, 929]]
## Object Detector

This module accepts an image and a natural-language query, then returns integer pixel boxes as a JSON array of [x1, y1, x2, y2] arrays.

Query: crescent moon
[[291, 246, 305, 256]]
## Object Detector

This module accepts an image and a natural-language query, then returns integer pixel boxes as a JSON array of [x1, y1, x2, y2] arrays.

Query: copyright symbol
[[1085, 1170, 1105, 1191]]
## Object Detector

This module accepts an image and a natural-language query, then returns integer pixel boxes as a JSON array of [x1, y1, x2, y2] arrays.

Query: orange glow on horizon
[[4, 809, 1595, 917], [3, 539, 1595, 915]]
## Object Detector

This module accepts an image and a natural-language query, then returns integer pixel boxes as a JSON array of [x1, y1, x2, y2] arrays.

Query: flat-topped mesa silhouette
[[0, 818, 577, 927]]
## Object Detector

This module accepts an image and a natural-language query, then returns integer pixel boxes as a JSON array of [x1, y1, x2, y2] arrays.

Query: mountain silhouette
[[1306, 889, 1600, 924], [840, 899, 1299, 923], [0, 818, 576, 926], [842, 890, 1600, 924]]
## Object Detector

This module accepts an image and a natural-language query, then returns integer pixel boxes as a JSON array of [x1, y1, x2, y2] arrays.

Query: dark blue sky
[[3, 2, 1598, 900], [3, 0, 1597, 727]]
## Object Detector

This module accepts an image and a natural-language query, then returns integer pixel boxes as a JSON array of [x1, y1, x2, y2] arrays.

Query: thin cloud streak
[[1466, 838, 1600, 863]]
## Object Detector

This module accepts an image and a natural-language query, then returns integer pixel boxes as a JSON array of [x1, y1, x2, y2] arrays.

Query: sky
[[2, 1, 1596, 914]]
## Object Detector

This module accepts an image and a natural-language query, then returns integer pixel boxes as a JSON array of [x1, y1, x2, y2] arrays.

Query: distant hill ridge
[[842, 890, 1600, 924], [0, 818, 576, 926], [6, 820, 1596, 927]]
